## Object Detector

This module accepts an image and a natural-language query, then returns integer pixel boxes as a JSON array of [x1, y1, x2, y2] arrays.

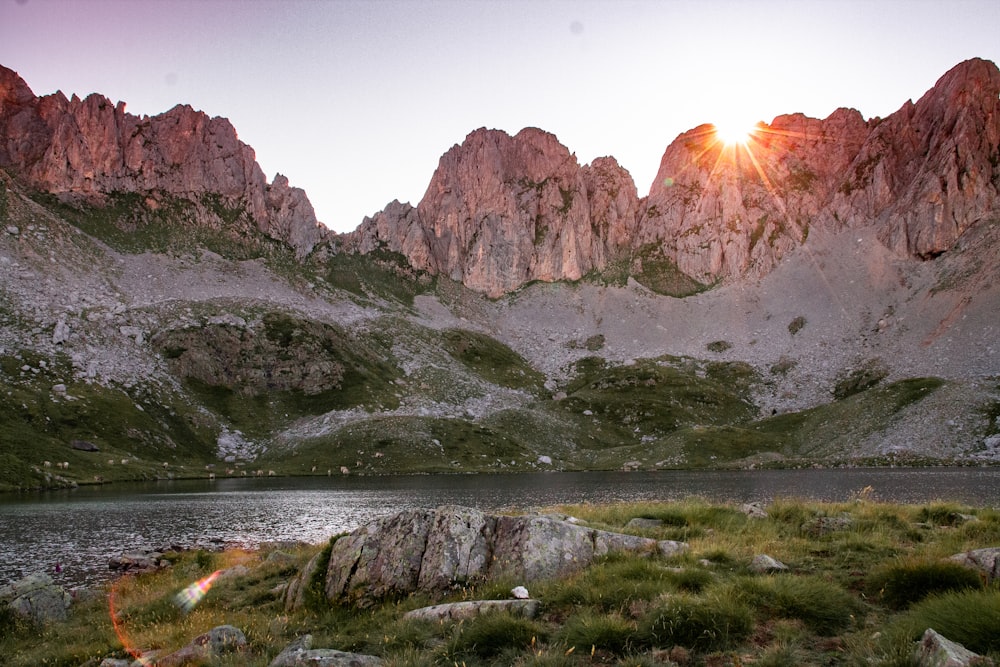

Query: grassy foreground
[[2, 497, 999, 666]]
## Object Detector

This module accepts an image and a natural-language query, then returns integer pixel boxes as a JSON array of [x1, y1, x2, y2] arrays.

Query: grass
[[0, 351, 221, 491], [3, 499, 1000, 666]]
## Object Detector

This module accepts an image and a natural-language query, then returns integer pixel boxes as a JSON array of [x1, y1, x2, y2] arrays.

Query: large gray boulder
[[287, 506, 687, 609], [0, 573, 72, 623], [949, 547, 1000, 584], [403, 599, 540, 622]]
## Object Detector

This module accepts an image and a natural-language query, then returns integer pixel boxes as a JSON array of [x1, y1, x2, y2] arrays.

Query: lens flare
[[712, 120, 755, 146], [175, 570, 221, 612]]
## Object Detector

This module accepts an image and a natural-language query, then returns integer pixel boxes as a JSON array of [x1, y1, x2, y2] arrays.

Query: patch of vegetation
[[283, 415, 537, 475], [867, 558, 983, 609], [833, 358, 890, 399], [441, 328, 546, 392], [787, 315, 807, 335], [325, 245, 435, 307], [729, 575, 860, 635], [629, 244, 710, 297], [444, 611, 545, 661], [0, 353, 220, 491], [890, 589, 1000, 655], [29, 190, 295, 263], [640, 592, 755, 651], [558, 357, 758, 446], [0, 178, 8, 224], [706, 340, 732, 353]]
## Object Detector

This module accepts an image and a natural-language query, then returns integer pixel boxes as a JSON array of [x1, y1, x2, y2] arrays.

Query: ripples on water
[[2, 468, 999, 589]]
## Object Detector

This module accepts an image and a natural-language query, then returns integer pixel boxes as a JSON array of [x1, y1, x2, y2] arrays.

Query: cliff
[[350, 58, 1000, 294], [0, 65, 326, 256]]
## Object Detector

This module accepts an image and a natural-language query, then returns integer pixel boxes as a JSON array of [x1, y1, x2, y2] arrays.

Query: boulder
[[288, 506, 688, 609], [0, 573, 72, 623], [108, 551, 169, 575], [949, 547, 1000, 583], [403, 598, 540, 622], [70, 439, 99, 452], [156, 624, 247, 667], [749, 554, 789, 573], [269, 634, 384, 667], [625, 517, 665, 530], [740, 502, 769, 519], [913, 628, 994, 667]]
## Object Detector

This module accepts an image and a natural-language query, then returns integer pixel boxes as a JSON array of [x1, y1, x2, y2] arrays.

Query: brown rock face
[[637, 57, 1000, 281], [352, 58, 1000, 294], [352, 128, 637, 297], [0, 65, 326, 256]]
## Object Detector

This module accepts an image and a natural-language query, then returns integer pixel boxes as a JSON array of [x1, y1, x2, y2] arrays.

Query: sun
[[712, 119, 757, 146]]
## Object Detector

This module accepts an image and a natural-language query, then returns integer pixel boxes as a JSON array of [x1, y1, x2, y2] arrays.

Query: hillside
[[1, 61, 998, 491]]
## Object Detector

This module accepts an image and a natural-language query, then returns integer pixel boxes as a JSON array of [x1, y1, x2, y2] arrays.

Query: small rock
[[740, 502, 769, 519], [913, 627, 993, 667], [511, 585, 530, 599], [626, 517, 665, 530], [537, 455, 552, 465], [750, 554, 789, 573], [6, 225, 19, 235]]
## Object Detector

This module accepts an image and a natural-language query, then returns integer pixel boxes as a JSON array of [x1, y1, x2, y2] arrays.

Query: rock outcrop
[[0, 65, 326, 256], [351, 128, 637, 297], [285, 506, 687, 609], [0, 572, 72, 623], [348, 58, 1000, 295]]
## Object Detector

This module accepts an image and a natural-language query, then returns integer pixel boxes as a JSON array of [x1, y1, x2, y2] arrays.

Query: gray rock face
[[0, 572, 71, 623], [403, 598, 540, 622], [949, 546, 1000, 583], [913, 628, 993, 667], [155, 624, 247, 667], [269, 634, 384, 667], [749, 554, 789, 573], [288, 506, 687, 609]]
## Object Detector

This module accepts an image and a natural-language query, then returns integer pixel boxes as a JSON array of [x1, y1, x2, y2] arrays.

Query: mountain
[[0, 65, 328, 258], [351, 58, 1000, 295], [1, 61, 998, 492]]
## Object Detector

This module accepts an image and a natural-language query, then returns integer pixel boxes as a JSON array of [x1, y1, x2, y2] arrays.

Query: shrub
[[731, 575, 860, 635], [706, 340, 732, 353], [444, 611, 544, 659], [557, 610, 636, 655], [867, 559, 983, 609], [639, 592, 753, 651], [894, 589, 1000, 654]]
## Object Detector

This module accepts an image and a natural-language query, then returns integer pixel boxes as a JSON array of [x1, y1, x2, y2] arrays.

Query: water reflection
[[2, 468, 998, 589]]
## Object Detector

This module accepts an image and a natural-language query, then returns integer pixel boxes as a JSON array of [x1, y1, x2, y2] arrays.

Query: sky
[[2, 0, 999, 234]]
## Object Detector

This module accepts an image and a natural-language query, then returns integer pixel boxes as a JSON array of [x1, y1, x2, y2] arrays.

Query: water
[[2, 467, 999, 589]]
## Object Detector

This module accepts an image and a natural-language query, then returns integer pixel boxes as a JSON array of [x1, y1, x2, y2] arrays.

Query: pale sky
[[2, 0, 999, 233]]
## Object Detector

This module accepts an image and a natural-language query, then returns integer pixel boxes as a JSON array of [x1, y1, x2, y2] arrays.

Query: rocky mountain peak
[[0, 65, 327, 256], [350, 58, 999, 295], [353, 126, 637, 297]]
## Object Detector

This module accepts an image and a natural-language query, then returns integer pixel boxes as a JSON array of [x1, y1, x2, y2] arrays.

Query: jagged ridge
[[351, 58, 1000, 295], [0, 65, 327, 257]]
